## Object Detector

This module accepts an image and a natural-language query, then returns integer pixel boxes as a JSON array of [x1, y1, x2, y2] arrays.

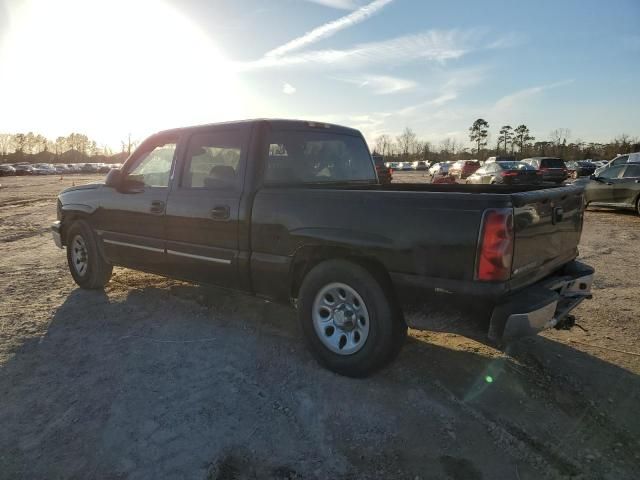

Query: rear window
[[265, 130, 376, 185], [498, 162, 532, 170], [540, 158, 565, 168]]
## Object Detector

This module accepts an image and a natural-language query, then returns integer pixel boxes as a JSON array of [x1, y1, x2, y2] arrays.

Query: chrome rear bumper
[[489, 261, 594, 342]]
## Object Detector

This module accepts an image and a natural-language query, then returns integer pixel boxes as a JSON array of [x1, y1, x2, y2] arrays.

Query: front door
[[96, 133, 178, 272], [587, 165, 625, 204], [164, 126, 250, 287]]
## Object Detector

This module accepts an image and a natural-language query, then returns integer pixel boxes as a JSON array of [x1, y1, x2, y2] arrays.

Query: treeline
[[0, 132, 138, 164], [373, 119, 639, 163]]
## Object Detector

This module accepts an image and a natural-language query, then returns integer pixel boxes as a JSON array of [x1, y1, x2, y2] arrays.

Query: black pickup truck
[[52, 119, 594, 376]]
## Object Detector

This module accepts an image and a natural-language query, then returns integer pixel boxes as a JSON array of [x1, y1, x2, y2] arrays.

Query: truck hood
[[61, 182, 104, 194]]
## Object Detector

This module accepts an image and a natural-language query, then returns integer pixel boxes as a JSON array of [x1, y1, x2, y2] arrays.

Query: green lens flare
[[485, 375, 493, 383]]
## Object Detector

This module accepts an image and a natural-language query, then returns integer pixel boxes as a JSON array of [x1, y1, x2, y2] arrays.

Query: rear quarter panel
[[249, 188, 497, 299]]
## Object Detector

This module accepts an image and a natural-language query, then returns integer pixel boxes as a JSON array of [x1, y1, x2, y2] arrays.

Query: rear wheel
[[636, 196, 640, 216], [298, 259, 406, 377], [66, 220, 113, 289]]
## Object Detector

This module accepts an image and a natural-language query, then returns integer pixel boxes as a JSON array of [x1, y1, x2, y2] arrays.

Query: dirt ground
[[0, 173, 638, 480]]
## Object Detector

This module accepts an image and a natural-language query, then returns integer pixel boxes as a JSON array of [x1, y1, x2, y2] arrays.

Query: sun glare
[[0, 0, 248, 147]]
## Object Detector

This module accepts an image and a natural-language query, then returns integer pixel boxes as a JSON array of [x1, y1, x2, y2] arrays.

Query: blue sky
[[0, 0, 638, 148]]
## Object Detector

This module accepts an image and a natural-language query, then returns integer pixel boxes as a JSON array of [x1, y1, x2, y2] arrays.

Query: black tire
[[636, 196, 640, 217], [297, 259, 407, 377], [66, 220, 113, 289]]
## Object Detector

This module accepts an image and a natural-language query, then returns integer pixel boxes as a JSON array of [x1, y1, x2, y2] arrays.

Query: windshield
[[540, 158, 565, 168]]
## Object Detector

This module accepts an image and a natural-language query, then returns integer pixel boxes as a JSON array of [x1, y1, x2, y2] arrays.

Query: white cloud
[[266, 0, 394, 58], [337, 74, 417, 94], [282, 82, 297, 94], [303, 0, 363, 9], [494, 79, 574, 111], [239, 30, 475, 71]]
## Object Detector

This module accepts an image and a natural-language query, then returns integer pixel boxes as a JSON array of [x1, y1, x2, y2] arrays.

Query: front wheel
[[66, 220, 113, 289], [298, 259, 406, 377]]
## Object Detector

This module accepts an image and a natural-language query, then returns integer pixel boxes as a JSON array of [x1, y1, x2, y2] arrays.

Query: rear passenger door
[[164, 125, 251, 287], [617, 164, 640, 205]]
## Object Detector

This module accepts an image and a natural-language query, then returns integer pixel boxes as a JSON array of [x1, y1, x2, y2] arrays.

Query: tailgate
[[510, 185, 585, 283]]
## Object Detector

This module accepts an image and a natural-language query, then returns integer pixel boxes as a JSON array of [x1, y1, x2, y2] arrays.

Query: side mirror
[[104, 168, 122, 189]]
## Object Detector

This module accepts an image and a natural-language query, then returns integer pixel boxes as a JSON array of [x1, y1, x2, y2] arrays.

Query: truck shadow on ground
[[1, 282, 639, 479]]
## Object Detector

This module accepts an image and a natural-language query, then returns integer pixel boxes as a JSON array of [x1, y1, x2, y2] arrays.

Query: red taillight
[[501, 171, 518, 177], [389, 168, 393, 174], [476, 209, 514, 281]]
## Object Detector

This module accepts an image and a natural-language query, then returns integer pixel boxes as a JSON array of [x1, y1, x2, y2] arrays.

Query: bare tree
[[396, 127, 417, 161], [374, 134, 393, 158], [0, 134, 15, 157]]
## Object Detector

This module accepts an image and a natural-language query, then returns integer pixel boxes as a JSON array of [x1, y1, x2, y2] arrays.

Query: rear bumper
[[51, 221, 63, 249], [488, 260, 594, 342]]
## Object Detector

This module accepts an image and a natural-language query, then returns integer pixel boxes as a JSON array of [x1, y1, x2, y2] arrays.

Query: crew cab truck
[[52, 119, 594, 377]]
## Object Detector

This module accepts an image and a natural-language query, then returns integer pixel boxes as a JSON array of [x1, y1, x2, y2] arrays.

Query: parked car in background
[[372, 155, 392, 184], [385, 161, 401, 170], [521, 157, 568, 184], [449, 160, 480, 180], [581, 162, 640, 215], [0, 165, 16, 176], [13, 164, 33, 175], [485, 155, 515, 164], [97, 164, 111, 173], [565, 160, 597, 179], [595, 152, 640, 175], [466, 161, 542, 185], [412, 161, 428, 170], [400, 162, 413, 171], [428, 162, 450, 178]]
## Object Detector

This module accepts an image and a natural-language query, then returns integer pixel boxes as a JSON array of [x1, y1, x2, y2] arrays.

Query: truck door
[[97, 133, 178, 272], [164, 125, 251, 287]]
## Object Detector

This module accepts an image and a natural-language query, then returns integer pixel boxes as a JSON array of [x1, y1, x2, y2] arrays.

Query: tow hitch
[[554, 314, 576, 330]]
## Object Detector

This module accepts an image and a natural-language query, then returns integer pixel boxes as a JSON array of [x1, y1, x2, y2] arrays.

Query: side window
[[182, 130, 244, 189], [264, 130, 375, 185], [612, 156, 628, 166], [599, 165, 625, 179], [127, 140, 177, 187], [623, 165, 640, 178]]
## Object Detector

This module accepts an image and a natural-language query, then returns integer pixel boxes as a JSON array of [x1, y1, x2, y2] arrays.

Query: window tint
[[623, 164, 640, 178], [612, 155, 628, 166], [183, 130, 244, 189], [540, 158, 565, 168], [265, 130, 375, 185], [599, 165, 624, 179], [127, 141, 176, 187]]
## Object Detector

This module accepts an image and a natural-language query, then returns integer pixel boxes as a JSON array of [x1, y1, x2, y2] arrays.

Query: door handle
[[211, 205, 230, 220], [150, 200, 165, 214]]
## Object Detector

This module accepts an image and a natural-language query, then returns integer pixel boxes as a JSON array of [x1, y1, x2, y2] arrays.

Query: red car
[[373, 155, 393, 184], [449, 160, 480, 180]]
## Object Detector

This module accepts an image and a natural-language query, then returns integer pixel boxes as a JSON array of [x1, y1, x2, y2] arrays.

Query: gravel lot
[[0, 173, 639, 479]]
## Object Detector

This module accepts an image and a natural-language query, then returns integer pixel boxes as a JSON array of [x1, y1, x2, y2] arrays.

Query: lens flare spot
[[485, 375, 494, 383]]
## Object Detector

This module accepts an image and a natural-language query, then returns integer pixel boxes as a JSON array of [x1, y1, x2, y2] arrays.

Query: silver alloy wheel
[[71, 234, 88, 276], [312, 282, 370, 355]]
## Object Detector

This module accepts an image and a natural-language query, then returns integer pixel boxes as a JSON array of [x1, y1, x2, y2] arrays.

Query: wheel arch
[[289, 245, 395, 302]]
